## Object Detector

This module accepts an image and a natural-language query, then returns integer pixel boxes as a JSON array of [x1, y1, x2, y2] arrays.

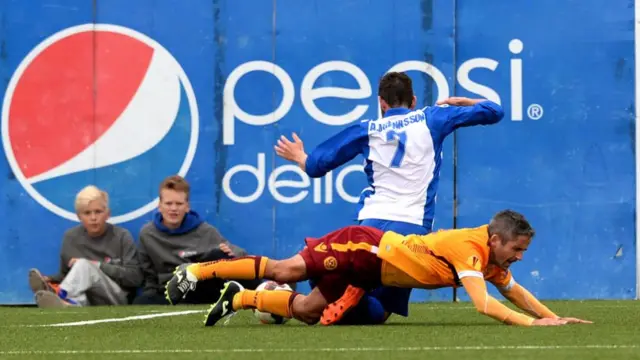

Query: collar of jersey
[[383, 107, 412, 118]]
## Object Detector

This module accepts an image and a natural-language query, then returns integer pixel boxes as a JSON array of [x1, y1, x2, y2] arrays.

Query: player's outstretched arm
[[499, 282, 593, 324], [460, 276, 568, 326], [498, 280, 557, 319], [436, 97, 487, 107], [275, 123, 368, 178], [426, 96, 504, 140]]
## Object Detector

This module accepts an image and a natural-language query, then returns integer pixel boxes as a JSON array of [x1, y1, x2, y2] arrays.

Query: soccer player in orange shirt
[[165, 209, 592, 327]]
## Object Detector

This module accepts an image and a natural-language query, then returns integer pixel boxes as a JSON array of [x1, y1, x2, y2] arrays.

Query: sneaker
[[34, 290, 77, 308], [164, 263, 199, 305], [28, 269, 55, 294], [320, 285, 366, 326], [203, 281, 244, 327]]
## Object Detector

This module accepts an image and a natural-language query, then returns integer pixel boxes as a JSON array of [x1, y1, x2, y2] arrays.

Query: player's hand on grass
[[557, 317, 593, 324], [275, 133, 308, 170], [436, 97, 484, 107], [531, 317, 568, 326]]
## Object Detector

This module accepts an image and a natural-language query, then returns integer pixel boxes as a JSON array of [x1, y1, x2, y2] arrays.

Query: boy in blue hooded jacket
[[133, 175, 259, 305]]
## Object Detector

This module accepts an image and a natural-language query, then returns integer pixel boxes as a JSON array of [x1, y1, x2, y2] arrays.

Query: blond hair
[[75, 185, 109, 213], [159, 175, 190, 200]]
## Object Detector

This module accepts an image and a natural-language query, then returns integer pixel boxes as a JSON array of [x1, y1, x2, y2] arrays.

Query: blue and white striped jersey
[[304, 101, 504, 231]]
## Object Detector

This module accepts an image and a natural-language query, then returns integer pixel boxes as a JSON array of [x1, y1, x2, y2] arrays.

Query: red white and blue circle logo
[[1, 24, 199, 223]]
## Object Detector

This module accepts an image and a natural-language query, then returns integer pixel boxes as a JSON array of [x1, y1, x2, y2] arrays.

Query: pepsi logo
[[1, 24, 199, 224]]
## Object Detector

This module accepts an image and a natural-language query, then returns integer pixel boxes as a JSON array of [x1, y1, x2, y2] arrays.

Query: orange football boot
[[320, 285, 366, 325]]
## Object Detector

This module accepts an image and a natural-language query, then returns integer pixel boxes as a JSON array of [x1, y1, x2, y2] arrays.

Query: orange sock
[[192, 256, 268, 281], [232, 290, 296, 318]]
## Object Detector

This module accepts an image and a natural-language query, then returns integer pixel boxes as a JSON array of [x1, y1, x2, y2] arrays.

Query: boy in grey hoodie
[[29, 185, 143, 308], [133, 175, 259, 304]]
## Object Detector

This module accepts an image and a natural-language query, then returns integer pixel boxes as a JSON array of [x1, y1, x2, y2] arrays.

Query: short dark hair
[[378, 72, 414, 108], [488, 210, 535, 243], [159, 175, 190, 200]]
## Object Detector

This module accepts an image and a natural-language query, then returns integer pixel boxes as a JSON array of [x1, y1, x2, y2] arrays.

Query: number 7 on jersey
[[386, 130, 407, 168]]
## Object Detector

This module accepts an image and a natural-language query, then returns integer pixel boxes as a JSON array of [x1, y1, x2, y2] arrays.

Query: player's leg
[[199, 253, 315, 326], [226, 224, 380, 326], [290, 287, 329, 324], [203, 225, 384, 326], [330, 280, 412, 325], [235, 285, 329, 325], [167, 224, 381, 304], [323, 285, 390, 325], [205, 271, 345, 327], [165, 254, 307, 305], [314, 219, 389, 325], [313, 226, 386, 325], [192, 255, 306, 283], [330, 219, 428, 324], [230, 277, 307, 323], [337, 294, 390, 325], [182, 248, 262, 304], [203, 280, 329, 327]]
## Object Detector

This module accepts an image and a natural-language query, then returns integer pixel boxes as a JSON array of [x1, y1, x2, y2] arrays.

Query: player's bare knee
[[265, 261, 291, 282], [268, 257, 305, 283]]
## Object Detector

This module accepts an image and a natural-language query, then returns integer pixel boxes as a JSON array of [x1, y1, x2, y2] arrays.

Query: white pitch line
[[30, 310, 204, 327], [0, 344, 638, 356], [17, 302, 639, 327]]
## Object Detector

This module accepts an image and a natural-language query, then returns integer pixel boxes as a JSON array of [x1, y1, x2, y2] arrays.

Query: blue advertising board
[[0, 0, 637, 304]]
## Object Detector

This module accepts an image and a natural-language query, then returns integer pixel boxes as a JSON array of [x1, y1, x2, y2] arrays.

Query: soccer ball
[[253, 280, 293, 324]]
